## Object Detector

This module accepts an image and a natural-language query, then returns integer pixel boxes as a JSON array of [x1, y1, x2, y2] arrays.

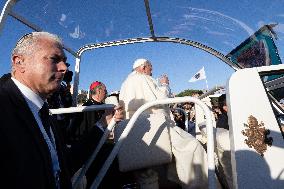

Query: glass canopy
[[1, 0, 284, 94], [7, 0, 284, 57]]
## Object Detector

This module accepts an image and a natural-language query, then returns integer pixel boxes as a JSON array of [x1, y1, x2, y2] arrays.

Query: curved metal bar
[[72, 57, 81, 106], [72, 37, 239, 106], [77, 37, 239, 71], [72, 119, 117, 189], [7, 10, 78, 58], [0, 0, 18, 34], [0, 0, 78, 57], [9, 11, 42, 32], [73, 37, 239, 106], [90, 97, 215, 189], [143, 0, 156, 38]]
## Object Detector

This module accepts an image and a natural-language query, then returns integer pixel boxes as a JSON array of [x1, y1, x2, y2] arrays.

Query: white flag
[[188, 67, 206, 82]]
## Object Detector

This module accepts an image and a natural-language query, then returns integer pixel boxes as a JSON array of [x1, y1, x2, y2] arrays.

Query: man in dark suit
[[69, 81, 126, 188], [216, 94, 229, 130], [0, 32, 72, 189], [68, 81, 108, 144]]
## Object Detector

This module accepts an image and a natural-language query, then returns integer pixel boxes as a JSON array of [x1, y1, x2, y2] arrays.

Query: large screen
[[227, 25, 282, 69]]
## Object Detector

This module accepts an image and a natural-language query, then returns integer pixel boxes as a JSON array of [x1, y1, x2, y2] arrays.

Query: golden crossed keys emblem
[[241, 115, 273, 156]]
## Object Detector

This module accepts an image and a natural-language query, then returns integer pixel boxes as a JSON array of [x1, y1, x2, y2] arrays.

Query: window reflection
[[263, 73, 284, 138]]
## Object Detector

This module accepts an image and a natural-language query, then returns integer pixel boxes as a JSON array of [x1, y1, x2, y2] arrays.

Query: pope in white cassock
[[119, 58, 208, 189]]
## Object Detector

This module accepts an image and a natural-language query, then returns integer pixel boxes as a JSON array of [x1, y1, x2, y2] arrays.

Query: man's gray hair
[[12, 32, 63, 57]]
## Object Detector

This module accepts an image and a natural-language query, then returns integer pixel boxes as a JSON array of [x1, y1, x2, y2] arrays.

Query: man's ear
[[12, 55, 25, 72], [141, 65, 147, 73]]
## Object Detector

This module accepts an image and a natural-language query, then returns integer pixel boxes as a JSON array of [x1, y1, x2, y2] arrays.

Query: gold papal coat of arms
[[241, 115, 273, 156]]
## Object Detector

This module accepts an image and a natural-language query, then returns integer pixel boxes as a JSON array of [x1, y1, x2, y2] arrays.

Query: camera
[[63, 70, 73, 83]]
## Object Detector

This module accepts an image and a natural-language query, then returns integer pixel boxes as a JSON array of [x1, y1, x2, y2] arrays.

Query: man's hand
[[103, 105, 124, 125], [113, 105, 124, 121]]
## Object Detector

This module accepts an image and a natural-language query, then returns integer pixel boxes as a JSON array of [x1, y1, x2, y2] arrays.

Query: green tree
[[176, 89, 203, 97]]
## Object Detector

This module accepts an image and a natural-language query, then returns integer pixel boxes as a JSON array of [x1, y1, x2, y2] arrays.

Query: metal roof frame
[[0, 0, 239, 106]]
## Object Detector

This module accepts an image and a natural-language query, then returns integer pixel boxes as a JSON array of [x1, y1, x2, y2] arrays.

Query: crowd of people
[[0, 31, 231, 189], [171, 101, 197, 134]]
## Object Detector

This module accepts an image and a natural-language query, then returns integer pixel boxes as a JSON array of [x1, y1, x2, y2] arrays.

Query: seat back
[[114, 111, 173, 172]]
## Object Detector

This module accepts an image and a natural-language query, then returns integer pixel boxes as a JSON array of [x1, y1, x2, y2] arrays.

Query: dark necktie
[[39, 103, 61, 187], [39, 102, 52, 138]]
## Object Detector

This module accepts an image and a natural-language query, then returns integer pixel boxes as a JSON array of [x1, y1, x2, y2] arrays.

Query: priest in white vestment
[[119, 58, 208, 189]]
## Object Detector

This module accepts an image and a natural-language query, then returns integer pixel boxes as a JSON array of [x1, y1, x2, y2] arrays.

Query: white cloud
[[223, 41, 234, 48], [166, 7, 251, 38], [165, 30, 181, 35], [274, 23, 284, 34], [257, 21, 266, 29], [207, 30, 228, 36], [257, 21, 284, 40], [183, 14, 215, 23], [186, 7, 254, 35], [277, 14, 284, 18], [151, 12, 160, 18]]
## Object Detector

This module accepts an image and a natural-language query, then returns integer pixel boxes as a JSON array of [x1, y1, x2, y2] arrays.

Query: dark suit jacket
[[0, 76, 71, 189], [68, 99, 105, 143], [216, 112, 229, 130], [69, 100, 125, 188]]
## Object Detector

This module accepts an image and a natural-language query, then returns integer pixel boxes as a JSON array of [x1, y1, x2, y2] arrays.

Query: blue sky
[[1, 0, 283, 94], [79, 42, 234, 94]]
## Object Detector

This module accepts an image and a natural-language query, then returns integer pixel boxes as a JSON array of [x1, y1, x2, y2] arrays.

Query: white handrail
[[90, 96, 216, 189], [49, 104, 114, 114], [72, 119, 116, 189], [49, 103, 117, 189], [0, 0, 18, 34]]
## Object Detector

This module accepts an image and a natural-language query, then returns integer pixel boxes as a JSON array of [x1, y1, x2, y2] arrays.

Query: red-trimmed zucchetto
[[89, 81, 102, 91]]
